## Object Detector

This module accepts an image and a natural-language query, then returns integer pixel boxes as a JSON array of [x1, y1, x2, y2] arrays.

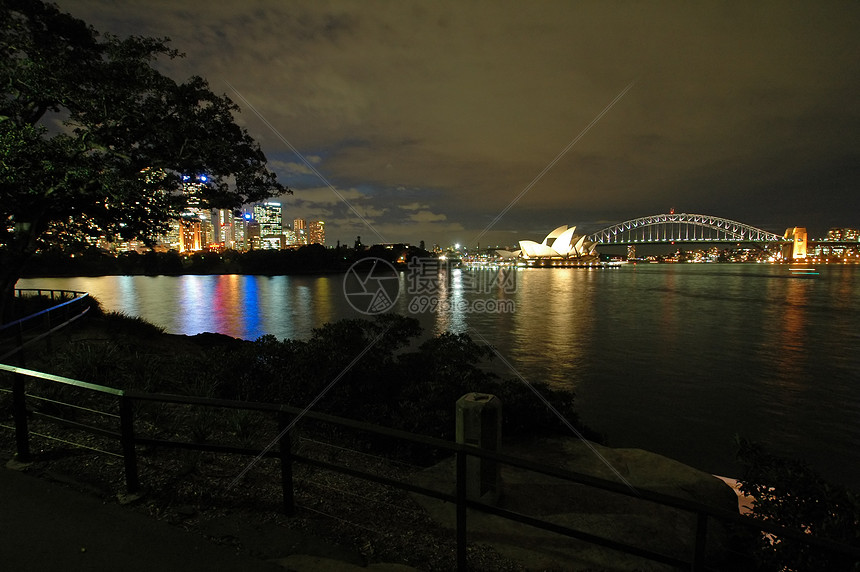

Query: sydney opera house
[[496, 225, 599, 261]]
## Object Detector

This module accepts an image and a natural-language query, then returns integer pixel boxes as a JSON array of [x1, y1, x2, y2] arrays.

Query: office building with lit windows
[[827, 228, 860, 241], [308, 220, 325, 246], [253, 201, 283, 249], [214, 209, 237, 250], [178, 174, 214, 253], [293, 218, 307, 245]]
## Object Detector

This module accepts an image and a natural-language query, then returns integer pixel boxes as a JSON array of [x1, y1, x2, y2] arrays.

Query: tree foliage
[[0, 0, 286, 320]]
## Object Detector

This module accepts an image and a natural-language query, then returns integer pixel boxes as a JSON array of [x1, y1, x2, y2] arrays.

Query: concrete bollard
[[455, 392, 502, 503]]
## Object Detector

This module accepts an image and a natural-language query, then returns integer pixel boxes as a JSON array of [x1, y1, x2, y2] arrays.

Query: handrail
[[0, 290, 91, 363], [128, 386, 860, 559], [1, 290, 88, 332], [0, 364, 123, 396], [2, 366, 858, 569]]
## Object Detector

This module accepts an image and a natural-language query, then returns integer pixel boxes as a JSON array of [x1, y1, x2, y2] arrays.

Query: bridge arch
[[588, 213, 784, 244]]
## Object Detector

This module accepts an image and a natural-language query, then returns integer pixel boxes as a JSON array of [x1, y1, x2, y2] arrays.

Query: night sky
[[55, 1, 859, 247]]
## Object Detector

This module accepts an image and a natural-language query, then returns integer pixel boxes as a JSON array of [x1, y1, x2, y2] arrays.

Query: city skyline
[[137, 188, 328, 253], [54, 1, 860, 247]]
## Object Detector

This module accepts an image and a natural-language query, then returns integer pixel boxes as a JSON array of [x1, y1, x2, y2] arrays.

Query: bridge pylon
[[783, 227, 808, 260]]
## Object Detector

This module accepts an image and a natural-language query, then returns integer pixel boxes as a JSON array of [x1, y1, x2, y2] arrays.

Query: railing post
[[455, 393, 502, 504], [277, 411, 295, 515], [118, 395, 140, 494], [11, 374, 31, 462], [692, 511, 708, 571], [43, 307, 53, 355], [456, 449, 467, 570], [15, 322, 26, 366]]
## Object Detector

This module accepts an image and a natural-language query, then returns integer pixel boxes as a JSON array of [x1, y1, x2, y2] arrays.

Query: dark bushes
[[217, 314, 596, 444], [45, 312, 596, 458], [736, 437, 860, 571]]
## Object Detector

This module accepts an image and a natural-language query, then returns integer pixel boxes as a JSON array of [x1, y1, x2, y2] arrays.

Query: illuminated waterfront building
[[254, 202, 283, 235], [214, 209, 247, 250], [282, 228, 296, 246], [156, 220, 182, 251], [178, 175, 214, 252], [233, 212, 247, 250], [293, 218, 307, 245], [308, 220, 325, 246], [253, 202, 283, 250], [496, 225, 598, 261], [246, 220, 261, 250], [214, 209, 231, 250], [179, 219, 202, 252], [827, 228, 860, 241]]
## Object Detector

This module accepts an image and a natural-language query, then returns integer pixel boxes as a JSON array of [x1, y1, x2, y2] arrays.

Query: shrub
[[212, 315, 596, 447], [736, 437, 860, 571]]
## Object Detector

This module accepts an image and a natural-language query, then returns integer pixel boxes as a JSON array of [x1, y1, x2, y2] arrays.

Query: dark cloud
[[56, 0, 860, 245]]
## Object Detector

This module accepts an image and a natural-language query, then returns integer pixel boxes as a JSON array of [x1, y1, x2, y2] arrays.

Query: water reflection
[[239, 275, 263, 339], [657, 268, 678, 358], [178, 276, 214, 335], [115, 276, 141, 318], [312, 277, 334, 326], [505, 268, 595, 390], [777, 278, 810, 381]]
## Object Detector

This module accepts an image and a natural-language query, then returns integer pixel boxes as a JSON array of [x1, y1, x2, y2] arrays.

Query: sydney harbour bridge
[[587, 212, 787, 245]]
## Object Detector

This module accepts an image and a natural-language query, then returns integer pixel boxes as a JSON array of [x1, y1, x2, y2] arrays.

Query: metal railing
[[0, 289, 91, 364], [2, 364, 858, 571]]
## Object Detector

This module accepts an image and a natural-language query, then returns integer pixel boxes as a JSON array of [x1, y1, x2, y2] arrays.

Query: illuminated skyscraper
[[255, 202, 282, 234], [308, 220, 326, 246], [284, 228, 298, 246], [214, 209, 236, 250], [293, 218, 307, 245], [254, 202, 283, 249], [246, 220, 261, 250], [178, 174, 213, 252], [179, 219, 202, 252], [233, 211, 247, 250]]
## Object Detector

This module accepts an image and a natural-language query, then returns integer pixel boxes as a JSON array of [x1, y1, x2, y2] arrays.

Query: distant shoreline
[[19, 245, 428, 278]]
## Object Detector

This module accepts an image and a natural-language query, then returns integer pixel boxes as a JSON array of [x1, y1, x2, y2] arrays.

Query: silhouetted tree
[[0, 0, 286, 321]]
